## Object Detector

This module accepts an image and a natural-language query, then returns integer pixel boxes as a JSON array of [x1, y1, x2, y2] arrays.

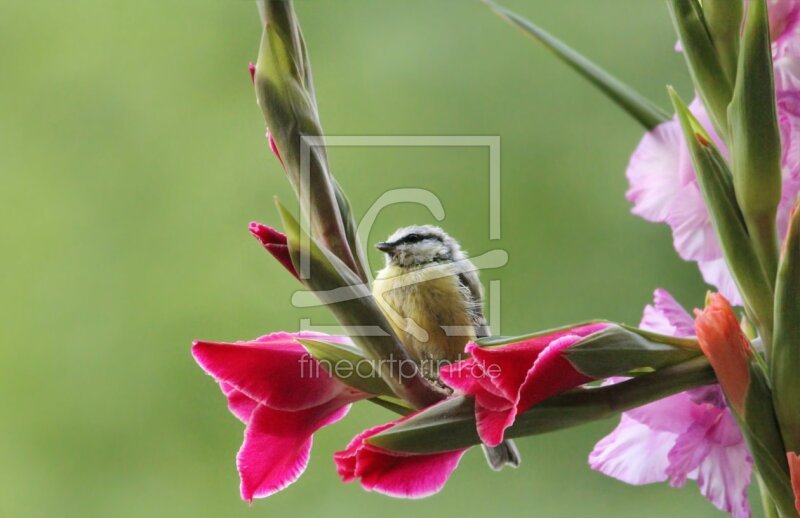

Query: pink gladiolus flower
[[192, 332, 366, 501], [631, 4, 800, 304], [334, 407, 468, 499], [439, 323, 609, 447], [590, 290, 752, 517], [626, 93, 800, 305], [249, 222, 299, 280]]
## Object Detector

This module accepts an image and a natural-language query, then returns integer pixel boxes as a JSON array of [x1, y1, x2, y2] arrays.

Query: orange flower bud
[[694, 293, 752, 414]]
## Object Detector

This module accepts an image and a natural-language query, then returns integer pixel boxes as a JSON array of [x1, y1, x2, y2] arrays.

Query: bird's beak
[[375, 241, 394, 253]]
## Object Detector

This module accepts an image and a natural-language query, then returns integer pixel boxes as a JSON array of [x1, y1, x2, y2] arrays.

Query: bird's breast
[[372, 264, 474, 365]]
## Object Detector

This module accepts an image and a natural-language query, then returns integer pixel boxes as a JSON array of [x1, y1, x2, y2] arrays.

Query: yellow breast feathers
[[372, 262, 476, 367]]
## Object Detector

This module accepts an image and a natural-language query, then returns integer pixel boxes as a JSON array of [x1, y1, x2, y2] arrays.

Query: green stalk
[[758, 473, 781, 518], [255, 0, 362, 278], [368, 357, 715, 453], [703, 0, 742, 83]]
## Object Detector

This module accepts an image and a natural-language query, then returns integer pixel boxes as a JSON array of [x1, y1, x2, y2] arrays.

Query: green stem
[[369, 357, 715, 453], [758, 473, 780, 518]]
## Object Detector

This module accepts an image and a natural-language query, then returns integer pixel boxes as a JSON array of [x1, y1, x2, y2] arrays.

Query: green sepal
[[703, 0, 742, 83], [483, 0, 668, 130], [296, 338, 394, 397], [331, 177, 370, 282], [369, 396, 415, 415], [367, 357, 715, 454], [772, 205, 800, 453], [475, 320, 606, 347], [276, 199, 441, 409], [737, 360, 796, 518], [669, 88, 775, 348], [617, 323, 699, 350], [667, 0, 733, 140], [564, 325, 701, 379], [476, 320, 698, 352], [728, 0, 782, 284]]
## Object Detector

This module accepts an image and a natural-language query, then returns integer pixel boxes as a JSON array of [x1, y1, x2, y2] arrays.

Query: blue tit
[[373, 225, 520, 470]]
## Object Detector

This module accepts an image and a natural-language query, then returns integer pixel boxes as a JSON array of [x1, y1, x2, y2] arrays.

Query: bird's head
[[375, 225, 464, 267]]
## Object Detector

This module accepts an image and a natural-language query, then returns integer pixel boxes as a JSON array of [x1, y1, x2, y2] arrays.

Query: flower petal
[[238, 399, 351, 501], [625, 390, 697, 435], [335, 410, 467, 499], [220, 382, 259, 423], [698, 259, 744, 307], [192, 332, 354, 411], [692, 411, 751, 518], [248, 222, 298, 279], [589, 414, 674, 485], [640, 288, 696, 336], [625, 119, 683, 222]]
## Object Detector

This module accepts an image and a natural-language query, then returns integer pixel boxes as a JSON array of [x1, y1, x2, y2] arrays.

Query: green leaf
[[484, 1, 668, 130], [276, 200, 441, 409], [772, 205, 800, 453], [667, 0, 733, 140], [669, 88, 775, 349], [368, 357, 715, 454], [255, 1, 361, 278], [564, 325, 701, 378], [728, 0, 782, 284], [296, 338, 395, 396]]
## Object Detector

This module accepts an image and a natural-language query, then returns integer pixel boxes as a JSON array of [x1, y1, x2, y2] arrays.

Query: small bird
[[372, 225, 520, 470]]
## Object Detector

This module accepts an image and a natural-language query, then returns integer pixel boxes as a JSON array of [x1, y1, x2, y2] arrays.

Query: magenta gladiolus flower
[[439, 323, 609, 447], [249, 222, 299, 280], [192, 332, 367, 501], [589, 290, 752, 517], [334, 406, 468, 499]]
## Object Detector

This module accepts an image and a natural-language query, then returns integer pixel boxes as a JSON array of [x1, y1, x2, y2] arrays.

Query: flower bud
[[249, 222, 299, 280], [694, 293, 752, 414]]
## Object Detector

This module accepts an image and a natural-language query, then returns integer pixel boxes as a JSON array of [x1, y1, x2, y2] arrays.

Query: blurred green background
[[0, 0, 740, 516]]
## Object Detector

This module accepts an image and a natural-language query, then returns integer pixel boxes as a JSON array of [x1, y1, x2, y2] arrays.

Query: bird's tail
[[482, 439, 521, 471]]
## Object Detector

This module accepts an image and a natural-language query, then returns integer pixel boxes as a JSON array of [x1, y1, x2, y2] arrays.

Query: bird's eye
[[403, 233, 423, 243]]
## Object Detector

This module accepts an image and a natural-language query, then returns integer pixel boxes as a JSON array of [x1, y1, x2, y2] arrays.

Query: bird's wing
[[456, 262, 490, 339]]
